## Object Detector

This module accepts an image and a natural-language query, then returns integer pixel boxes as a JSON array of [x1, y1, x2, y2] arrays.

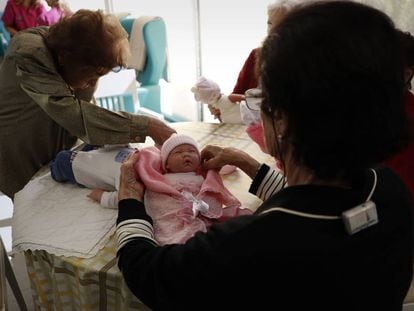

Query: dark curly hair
[[260, 0, 409, 180]]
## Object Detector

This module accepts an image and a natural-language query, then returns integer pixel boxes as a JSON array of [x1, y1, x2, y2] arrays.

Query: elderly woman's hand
[[201, 145, 261, 179], [201, 145, 231, 169], [207, 104, 222, 121], [146, 117, 176, 146], [118, 152, 145, 202]]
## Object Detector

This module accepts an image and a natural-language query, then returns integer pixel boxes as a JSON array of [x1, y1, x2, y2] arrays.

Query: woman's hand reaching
[[201, 145, 261, 179], [118, 152, 145, 202], [146, 117, 176, 147]]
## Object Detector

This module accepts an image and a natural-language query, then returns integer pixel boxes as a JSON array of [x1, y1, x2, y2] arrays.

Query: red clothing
[[232, 48, 259, 94], [384, 91, 414, 201], [234, 48, 264, 153], [1, 0, 46, 33]]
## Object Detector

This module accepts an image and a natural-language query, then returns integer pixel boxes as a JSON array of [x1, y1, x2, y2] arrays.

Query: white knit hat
[[160, 134, 200, 170]]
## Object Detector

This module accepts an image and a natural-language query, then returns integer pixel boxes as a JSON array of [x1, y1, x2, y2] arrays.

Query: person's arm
[[4, 25, 17, 37], [201, 146, 261, 179], [2, 2, 18, 37], [116, 152, 157, 258], [228, 93, 245, 103], [201, 145, 285, 201], [207, 104, 222, 121], [116, 152, 258, 309], [249, 163, 285, 201], [12, 41, 175, 145]]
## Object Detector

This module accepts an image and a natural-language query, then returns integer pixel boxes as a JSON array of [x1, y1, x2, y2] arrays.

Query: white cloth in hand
[[191, 76, 221, 104], [213, 95, 243, 124]]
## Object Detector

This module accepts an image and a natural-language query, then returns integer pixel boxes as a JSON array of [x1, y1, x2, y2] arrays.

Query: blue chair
[[0, 12, 11, 59], [120, 16, 168, 115], [95, 93, 135, 113]]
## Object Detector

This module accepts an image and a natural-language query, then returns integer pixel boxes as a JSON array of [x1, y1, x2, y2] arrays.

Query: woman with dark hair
[[0, 9, 175, 198], [116, 1, 413, 310]]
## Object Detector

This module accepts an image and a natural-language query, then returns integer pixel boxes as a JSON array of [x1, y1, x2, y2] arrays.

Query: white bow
[[182, 191, 209, 217]]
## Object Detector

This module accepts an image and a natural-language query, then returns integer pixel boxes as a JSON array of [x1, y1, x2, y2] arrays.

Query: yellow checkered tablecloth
[[24, 122, 275, 310], [26, 238, 147, 311]]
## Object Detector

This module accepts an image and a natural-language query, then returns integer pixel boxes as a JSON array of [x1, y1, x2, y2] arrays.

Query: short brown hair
[[45, 9, 130, 70]]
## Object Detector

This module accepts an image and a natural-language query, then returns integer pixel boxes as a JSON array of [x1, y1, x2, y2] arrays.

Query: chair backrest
[[120, 16, 168, 86], [95, 93, 135, 113], [0, 12, 11, 58]]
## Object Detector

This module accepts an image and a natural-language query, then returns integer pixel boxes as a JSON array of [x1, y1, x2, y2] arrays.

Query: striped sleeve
[[249, 164, 286, 201], [116, 199, 158, 254]]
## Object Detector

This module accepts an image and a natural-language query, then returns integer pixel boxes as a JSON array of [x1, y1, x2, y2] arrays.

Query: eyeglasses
[[244, 88, 263, 111], [111, 65, 125, 73]]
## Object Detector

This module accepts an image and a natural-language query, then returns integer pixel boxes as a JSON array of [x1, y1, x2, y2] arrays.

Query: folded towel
[[12, 173, 117, 258], [127, 16, 157, 71]]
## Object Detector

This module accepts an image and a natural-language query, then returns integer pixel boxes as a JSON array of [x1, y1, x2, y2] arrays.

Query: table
[[24, 122, 275, 311], [1, 237, 28, 311]]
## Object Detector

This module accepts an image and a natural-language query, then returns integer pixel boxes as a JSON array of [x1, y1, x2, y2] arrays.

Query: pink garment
[[38, 6, 64, 25], [1, 0, 47, 32], [246, 122, 283, 171], [246, 122, 267, 153], [134, 147, 252, 245]]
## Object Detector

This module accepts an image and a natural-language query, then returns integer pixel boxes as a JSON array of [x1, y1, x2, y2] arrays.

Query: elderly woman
[[0, 9, 175, 198], [115, 1, 413, 310]]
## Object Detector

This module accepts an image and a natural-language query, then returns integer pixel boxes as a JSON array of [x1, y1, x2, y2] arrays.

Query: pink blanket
[[134, 147, 252, 245]]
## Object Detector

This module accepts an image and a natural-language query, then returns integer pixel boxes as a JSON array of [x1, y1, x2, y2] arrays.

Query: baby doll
[[134, 134, 252, 245], [50, 134, 251, 245]]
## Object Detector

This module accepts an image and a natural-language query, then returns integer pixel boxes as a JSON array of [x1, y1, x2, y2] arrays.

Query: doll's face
[[165, 144, 200, 173]]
